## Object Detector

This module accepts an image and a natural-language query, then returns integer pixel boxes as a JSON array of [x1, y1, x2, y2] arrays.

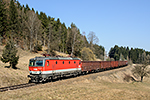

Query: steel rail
[[0, 83, 37, 92]]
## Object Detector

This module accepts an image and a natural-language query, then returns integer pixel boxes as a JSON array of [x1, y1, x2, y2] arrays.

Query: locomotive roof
[[30, 57, 80, 61]]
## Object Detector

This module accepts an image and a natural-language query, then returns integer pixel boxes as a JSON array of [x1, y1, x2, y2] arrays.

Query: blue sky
[[17, 0, 150, 52]]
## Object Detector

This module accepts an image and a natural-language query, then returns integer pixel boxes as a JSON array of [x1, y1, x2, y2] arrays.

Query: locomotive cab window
[[47, 61, 49, 66], [36, 60, 43, 66], [69, 61, 70, 64], [56, 61, 57, 64], [63, 61, 64, 64], [29, 60, 35, 66], [74, 61, 76, 64]]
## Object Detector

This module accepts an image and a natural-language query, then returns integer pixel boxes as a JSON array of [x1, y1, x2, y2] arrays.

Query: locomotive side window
[[36, 60, 43, 66], [79, 61, 81, 64], [56, 61, 57, 64], [63, 61, 64, 64], [74, 61, 76, 64], [69, 61, 70, 64], [47, 61, 49, 66]]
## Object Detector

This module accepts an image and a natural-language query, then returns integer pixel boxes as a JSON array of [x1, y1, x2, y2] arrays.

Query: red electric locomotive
[[28, 57, 82, 82]]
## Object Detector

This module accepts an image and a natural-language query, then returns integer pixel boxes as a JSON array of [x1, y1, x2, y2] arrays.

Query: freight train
[[28, 56, 128, 82]]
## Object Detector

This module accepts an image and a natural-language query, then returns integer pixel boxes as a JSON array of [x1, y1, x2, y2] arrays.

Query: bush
[[81, 47, 96, 61], [34, 44, 42, 51]]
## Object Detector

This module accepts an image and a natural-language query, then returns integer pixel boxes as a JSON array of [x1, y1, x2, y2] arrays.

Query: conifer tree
[[93, 44, 104, 60], [39, 12, 49, 47], [25, 4, 30, 11], [9, 0, 19, 40], [1, 41, 19, 69], [61, 23, 67, 53], [0, 0, 7, 44]]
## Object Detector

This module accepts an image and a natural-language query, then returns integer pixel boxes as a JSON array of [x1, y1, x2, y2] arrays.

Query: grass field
[[0, 45, 150, 100], [0, 65, 150, 100]]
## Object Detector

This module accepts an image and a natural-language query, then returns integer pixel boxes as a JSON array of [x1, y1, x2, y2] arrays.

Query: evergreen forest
[[109, 45, 150, 64]]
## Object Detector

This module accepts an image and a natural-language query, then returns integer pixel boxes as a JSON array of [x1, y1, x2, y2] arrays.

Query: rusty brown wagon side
[[118, 61, 128, 67], [81, 61, 128, 74], [110, 61, 115, 68], [100, 61, 111, 70], [81, 61, 101, 73], [114, 61, 119, 68], [118, 61, 123, 67]]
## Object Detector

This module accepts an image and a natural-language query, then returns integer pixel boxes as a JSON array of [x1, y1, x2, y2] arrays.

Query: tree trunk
[[71, 30, 76, 56], [141, 76, 143, 82], [30, 31, 33, 52], [9, 62, 12, 68], [48, 31, 50, 54], [63, 38, 64, 53], [35, 32, 37, 47]]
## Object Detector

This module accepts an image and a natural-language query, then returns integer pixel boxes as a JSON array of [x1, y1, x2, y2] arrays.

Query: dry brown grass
[[0, 45, 150, 100], [0, 67, 150, 100]]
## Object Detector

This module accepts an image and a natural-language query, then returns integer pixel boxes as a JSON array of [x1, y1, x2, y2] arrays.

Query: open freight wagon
[[81, 61, 128, 73]]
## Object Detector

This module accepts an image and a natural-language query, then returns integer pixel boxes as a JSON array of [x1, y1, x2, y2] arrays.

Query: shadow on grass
[[4, 66, 11, 68], [4, 66, 20, 70], [123, 73, 140, 82]]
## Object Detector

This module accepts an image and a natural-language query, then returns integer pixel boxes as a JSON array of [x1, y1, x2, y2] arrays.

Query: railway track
[[0, 83, 37, 92]]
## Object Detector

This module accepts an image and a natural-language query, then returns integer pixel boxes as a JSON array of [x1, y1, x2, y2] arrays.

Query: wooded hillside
[[109, 45, 150, 63], [0, 0, 104, 60]]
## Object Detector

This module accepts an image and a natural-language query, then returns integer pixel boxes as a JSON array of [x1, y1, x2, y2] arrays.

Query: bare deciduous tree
[[132, 64, 150, 82], [25, 10, 41, 52], [71, 26, 78, 56], [87, 31, 99, 52], [34, 18, 41, 50], [132, 52, 150, 82]]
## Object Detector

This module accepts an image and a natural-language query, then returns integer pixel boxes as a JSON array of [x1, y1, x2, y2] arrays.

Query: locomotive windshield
[[35, 60, 43, 66], [29, 60, 43, 67]]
